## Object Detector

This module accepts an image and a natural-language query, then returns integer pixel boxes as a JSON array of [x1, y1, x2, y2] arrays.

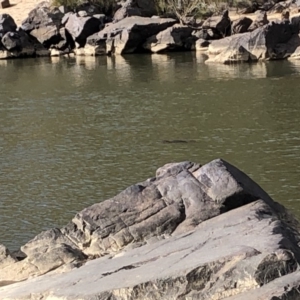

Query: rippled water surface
[[0, 54, 300, 250]]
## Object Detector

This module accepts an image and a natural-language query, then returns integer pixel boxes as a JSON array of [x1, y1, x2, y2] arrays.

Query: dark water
[[0, 53, 300, 251]]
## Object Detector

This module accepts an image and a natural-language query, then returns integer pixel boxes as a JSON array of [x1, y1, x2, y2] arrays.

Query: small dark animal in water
[[162, 140, 196, 144]]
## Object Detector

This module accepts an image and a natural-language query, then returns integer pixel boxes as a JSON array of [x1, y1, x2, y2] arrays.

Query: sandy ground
[[0, 0, 44, 25]]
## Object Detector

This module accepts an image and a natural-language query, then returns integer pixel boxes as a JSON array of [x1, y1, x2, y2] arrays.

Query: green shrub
[[154, 0, 233, 22], [52, 0, 117, 12]]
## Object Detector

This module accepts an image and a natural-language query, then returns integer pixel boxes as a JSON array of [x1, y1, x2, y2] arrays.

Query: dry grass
[[51, 0, 116, 11]]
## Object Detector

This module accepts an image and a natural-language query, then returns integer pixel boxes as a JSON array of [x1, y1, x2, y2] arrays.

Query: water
[[0, 53, 300, 251]]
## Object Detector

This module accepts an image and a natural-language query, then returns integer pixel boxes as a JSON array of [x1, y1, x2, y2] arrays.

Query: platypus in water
[[162, 140, 196, 144]]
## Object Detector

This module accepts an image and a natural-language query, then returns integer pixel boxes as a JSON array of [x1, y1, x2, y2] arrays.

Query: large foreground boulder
[[0, 160, 300, 300], [86, 16, 176, 55], [0, 159, 300, 299]]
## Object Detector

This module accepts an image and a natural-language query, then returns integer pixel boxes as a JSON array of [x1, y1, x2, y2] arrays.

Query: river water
[[0, 53, 300, 251]]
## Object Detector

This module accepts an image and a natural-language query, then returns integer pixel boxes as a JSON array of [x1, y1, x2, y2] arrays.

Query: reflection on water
[[0, 53, 300, 250]]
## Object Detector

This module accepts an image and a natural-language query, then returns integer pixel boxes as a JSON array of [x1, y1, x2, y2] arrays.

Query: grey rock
[[273, 33, 300, 59], [58, 5, 72, 14], [75, 3, 102, 16], [1, 195, 300, 299], [61, 12, 72, 26], [75, 43, 106, 56], [0, 228, 86, 282], [93, 14, 107, 25], [21, 1, 63, 32], [267, 2, 287, 14], [1, 32, 22, 51], [0, 245, 16, 269], [0, 29, 47, 58], [86, 16, 176, 55], [232, 17, 253, 34], [195, 38, 210, 50], [202, 10, 231, 38], [143, 24, 193, 53], [0, 158, 292, 284], [291, 15, 300, 34], [113, 0, 157, 23], [0, 14, 17, 38], [192, 28, 216, 40], [289, 0, 300, 13], [248, 11, 269, 32], [20, 1, 65, 50], [30, 25, 61, 48], [52, 27, 74, 50], [206, 22, 294, 63], [65, 13, 102, 47], [225, 271, 300, 299], [237, 2, 258, 14], [78, 10, 88, 18], [1, 158, 300, 300]]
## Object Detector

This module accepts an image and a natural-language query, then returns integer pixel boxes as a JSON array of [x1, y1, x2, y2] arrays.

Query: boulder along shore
[[0, 0, 300, 63], [1, 159, 300, 299]]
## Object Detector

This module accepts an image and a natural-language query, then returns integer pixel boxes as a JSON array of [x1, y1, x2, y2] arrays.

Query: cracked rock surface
[[1, 158, 300, 300]]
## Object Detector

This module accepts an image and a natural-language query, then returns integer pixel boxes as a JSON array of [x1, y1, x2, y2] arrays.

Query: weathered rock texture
[[143, 24, 194, 53], [113, 0, 157, 23], [231, 17, 253, 34], [206, 22, 297, 63], [86, 16, 176, 54], [65, 13, 102, 47], [1, 159, 300, 299], [202, 10, 231, 39]]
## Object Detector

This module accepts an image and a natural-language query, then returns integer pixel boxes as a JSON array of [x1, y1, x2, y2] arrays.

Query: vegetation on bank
[[155, 0, 230, 19], [52, 0, 115, 12], [51, 0, 250, 20]]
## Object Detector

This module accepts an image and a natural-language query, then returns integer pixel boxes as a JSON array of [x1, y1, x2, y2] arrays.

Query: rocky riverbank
[[1, 159, 300, 299], [0, 0, 300, 63]]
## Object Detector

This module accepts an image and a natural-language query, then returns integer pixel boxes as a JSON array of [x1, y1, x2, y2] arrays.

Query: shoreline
[[1, 2, 300, 62]]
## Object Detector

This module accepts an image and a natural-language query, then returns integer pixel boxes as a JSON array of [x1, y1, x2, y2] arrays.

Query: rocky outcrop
[[0, 15, 49, 59], [65, 13, 103, 47], [0, 245, 16, 269], [1, 0, 300, 62], [86, 16, 176, 55], [291, 15, 300, 33], [206, 22, 296, 63], [0, 14, 17, 37], [248, 11, 269, 32], [202, 10, 231, 39], [20, 1, 70, 50], [231, 17, 253, 34], [29, 25, 61, 48], [1, 159, 300, 299], [21, 1, 63, 32], [143, 24, 194, 53], [113, 0, 157, 23]]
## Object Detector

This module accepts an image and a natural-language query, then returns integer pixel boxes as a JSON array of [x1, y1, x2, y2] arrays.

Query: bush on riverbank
[[51, 0, 246, 20], [155, 0, 229, 19], [52, 0, 116, 12]]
